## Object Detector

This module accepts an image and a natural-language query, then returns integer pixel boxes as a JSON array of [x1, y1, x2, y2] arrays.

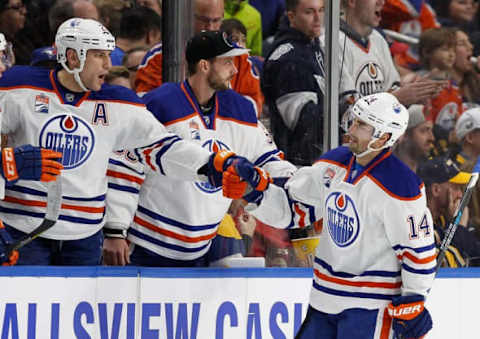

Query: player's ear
[[66, 49, 80, 69], [198, 59, 210, 73]]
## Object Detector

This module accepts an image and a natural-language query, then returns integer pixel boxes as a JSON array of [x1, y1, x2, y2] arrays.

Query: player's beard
[[207, 71, 231, 91]]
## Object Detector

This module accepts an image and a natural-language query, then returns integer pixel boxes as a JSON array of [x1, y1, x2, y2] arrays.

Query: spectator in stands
[[340, 0, 444, 106], [110, 6, 161, 66], [0, 0, 26, 41], [394, 104, 435, 172], [418, 156, 480, 267], [224, 0, 263, 56], [221, 18, 263, 74], [136, 0, 161, 16], [105, 66, 131, 88], [381, 0, 439, 71], [417, 27, 462, 132], [433, 0, 478, 32], [452, 28, 480, 105], [262, 0, 357, 165], [454, 108, 480, 232], [0, 0, 26, 63], [48, 0, 100, 43], [135, 0, 264, 114], [96, 0, 132, 37], [30, 46, 57, 69], [122, 47, 148, 90]]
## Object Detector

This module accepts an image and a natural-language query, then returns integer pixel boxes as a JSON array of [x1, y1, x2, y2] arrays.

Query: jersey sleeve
[[115, 104, 211, 182], [383, 187, 436, 297], [105, 151, 146, 231], [251, 165, 325, 229]]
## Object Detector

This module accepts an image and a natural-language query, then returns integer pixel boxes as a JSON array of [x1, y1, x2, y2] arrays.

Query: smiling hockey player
[[223, 92, 435, 339]]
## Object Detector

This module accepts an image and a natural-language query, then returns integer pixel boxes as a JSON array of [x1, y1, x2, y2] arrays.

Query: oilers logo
[[195, 139, 231, 194], [325, 192, 360, 247], [355, 62, 385, 96], [39, 114, 95, 169]]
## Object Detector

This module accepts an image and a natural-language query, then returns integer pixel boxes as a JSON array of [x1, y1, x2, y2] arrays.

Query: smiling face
[[347, 117, 375, 154], [449, 0, 476, 23], [78, 49, 112, 91]]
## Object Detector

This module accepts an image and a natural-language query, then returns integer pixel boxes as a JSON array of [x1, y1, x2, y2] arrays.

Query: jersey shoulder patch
[[0, 66, 52, 90], [317, 146, 352, 168], [217, 90, 257, 125], [142, 82, 193, 124], [268, 43, 294, 61], [369, 154, 422, 199], [90, 84, 143, 105]]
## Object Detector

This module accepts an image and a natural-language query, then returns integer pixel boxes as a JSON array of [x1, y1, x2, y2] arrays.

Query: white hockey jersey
[[339, 22, 401, 96], [251, 147, 436, 313], [0, 67, 211, 240], [106, 80, 296, 260]]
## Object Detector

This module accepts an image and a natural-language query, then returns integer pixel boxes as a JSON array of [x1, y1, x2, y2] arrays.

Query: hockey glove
[[387, 294, 432, 339], [206, 150, 243, 187], [223, 159, 272, 204], [1, 145, 63, 184], [0, 221, 18, 266]]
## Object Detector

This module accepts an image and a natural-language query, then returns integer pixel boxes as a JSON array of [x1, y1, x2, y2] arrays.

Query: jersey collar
[[344, 148, 392, 184], [180, 80, 219, 130]]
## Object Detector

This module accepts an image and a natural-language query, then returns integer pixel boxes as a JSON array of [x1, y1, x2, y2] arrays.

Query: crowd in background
[[2, 0, 480, 268]]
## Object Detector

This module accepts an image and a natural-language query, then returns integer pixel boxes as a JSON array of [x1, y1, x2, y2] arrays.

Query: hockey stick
[[6, 177, 62, 255], [435, 157, 480, 271]]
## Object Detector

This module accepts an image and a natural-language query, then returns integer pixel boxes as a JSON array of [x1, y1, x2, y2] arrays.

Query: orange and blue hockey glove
[[387, 294, 432, 339], [0, 221, 18, 266], [223, 159, 272, 204], [1, 145, 63, 184], [206, 150, 245, 187]]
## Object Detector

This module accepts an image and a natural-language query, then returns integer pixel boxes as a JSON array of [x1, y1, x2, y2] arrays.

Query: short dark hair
[[119, 6, 161, 40], [286, 0, 301, 11], [48, 0, 76, 39], [221, 18, 247, 37]]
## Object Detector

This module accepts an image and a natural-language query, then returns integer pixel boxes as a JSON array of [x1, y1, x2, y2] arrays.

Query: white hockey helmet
[[0, 33, 6, 52], [0, 33, 13, 71], [55, 18, 115, 91], [346, 92, 409, 156]]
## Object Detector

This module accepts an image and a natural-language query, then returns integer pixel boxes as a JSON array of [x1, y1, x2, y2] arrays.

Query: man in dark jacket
[[262, 0, 357, 165]]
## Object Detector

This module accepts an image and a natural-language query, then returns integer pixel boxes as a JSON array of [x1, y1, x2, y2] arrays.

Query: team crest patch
[[325, 192, 360, 247], [195, 139, 231, 194], [39, 114, 95, 170], [34, 94, 49, 113], [323, 167, 336, 188]]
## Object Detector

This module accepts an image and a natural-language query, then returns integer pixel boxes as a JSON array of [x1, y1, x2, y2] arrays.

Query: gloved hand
[[1, 145, 63, 184], [387, 294, 432, 339], [223, 159, 272, 204], [0, 222, 18, 266], [206, 150, 243, 187]]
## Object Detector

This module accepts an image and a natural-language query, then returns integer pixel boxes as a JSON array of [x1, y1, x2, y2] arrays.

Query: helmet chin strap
[[353, 138, 385, 159], [73, 71, 89, 92], [60, 58, 90, 92]]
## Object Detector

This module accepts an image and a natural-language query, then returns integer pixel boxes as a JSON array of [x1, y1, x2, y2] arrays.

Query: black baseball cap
[[185, 30, 249, 64], [417, 156, 471, 186]]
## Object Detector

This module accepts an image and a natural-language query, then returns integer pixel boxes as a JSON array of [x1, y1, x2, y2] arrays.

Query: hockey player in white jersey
[[223, 93, 435, 338], [0, 19, 245, 265], [103, 30, 296, 266], [0, 33, 64, 266], [339, 0, 445, 106]]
